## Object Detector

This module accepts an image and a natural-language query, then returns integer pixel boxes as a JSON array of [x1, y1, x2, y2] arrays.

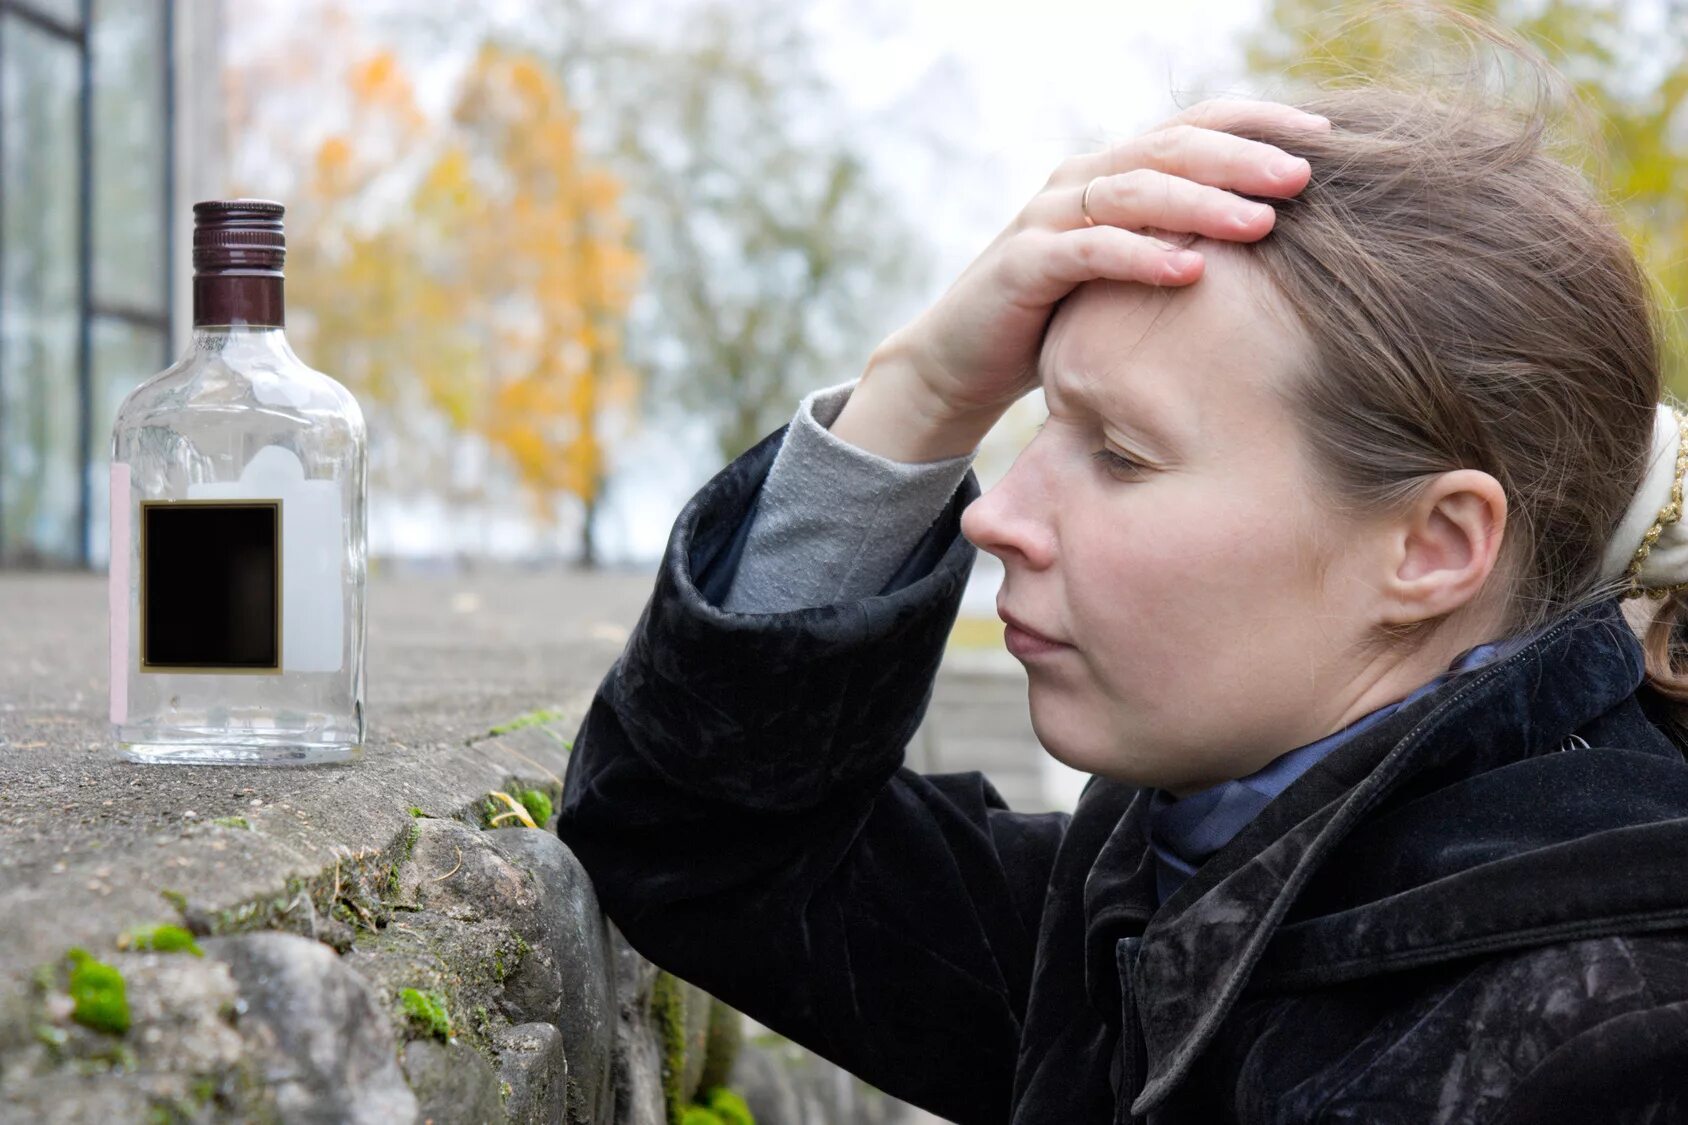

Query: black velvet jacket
[[556, 425, 1688, 1124]]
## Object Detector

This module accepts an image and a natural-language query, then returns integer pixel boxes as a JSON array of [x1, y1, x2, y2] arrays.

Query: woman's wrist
[[830, 345, 1005, 463]]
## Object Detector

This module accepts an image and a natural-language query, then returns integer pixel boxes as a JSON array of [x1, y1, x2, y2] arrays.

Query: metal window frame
[[0, 0, 175, 568]]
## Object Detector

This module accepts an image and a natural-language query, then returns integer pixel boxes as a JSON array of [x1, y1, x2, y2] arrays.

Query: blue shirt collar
[[1144, 634, 1533, 905]]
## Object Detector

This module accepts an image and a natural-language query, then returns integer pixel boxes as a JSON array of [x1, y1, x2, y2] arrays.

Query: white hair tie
[[1599, 402, 1688, 599]]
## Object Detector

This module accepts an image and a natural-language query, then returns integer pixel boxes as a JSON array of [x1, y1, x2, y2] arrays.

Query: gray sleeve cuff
[[719, 378, 979, 613]]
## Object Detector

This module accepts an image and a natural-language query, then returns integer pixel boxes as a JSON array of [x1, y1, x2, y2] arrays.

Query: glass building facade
[[1, 0, 177, 569]]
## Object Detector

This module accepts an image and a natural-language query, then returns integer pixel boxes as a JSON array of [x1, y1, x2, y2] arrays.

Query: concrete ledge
[[0, 569, 929, 1124]]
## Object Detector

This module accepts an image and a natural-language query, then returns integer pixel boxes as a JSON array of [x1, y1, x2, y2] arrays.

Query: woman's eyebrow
[[1043, 363, 1178, 441]]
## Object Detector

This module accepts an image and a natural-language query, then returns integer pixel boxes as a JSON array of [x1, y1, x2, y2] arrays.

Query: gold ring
[[1080, 177, 1100, 227]]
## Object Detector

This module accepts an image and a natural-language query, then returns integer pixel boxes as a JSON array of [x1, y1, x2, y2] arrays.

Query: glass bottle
[[108, 199, 367, 764]]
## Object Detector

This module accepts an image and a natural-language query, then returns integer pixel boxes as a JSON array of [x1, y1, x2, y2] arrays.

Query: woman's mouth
[[998, 606, 1071, 659]]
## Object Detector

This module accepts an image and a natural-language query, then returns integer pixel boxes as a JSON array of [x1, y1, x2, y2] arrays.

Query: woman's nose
[[960, 451, 1057, 569]]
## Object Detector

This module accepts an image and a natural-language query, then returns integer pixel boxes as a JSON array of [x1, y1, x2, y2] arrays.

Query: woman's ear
[[1376, 469, 1508, 627]]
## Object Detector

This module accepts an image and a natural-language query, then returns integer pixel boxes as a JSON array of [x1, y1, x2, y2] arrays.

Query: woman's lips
[[998, 607, 1071, 659], [1005, 623, 1070, 658]]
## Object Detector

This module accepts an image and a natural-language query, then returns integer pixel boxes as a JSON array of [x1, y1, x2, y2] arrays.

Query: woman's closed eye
[[1034, 420, 1150, 479], [1091, 448, 1147, 479]]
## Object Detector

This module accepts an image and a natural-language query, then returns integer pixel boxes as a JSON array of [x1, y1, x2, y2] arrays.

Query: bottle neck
[[193, 272, 284, 329], [188, 322, 300, 368]]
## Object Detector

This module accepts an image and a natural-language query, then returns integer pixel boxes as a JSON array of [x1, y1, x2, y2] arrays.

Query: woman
[[556, 19, 1688, 1125]]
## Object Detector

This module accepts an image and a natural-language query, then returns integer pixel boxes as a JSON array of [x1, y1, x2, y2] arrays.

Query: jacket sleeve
[[555, 422, 1071, 1125], [1489, 998, 1688, 1125], [718, 376, 978, 612]]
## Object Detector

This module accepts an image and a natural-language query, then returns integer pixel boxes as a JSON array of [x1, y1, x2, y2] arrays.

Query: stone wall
[[0, 571, 939, 1125], [2, 788, 920, 1125]]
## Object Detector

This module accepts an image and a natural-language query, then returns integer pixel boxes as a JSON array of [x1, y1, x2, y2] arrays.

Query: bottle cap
[[193, 199, 285, 274]]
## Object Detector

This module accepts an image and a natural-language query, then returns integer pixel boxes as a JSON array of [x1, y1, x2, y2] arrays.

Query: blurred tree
[[225, 17, 642, 565], [433, 44, 643, 567], [1239, 0, 1688, 391], [229, 0, 977, 561], [468, 0, 935, 462]]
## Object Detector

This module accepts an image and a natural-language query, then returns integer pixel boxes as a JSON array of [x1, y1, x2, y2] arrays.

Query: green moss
[[33, 1022, 68, 1052], [146, 1087, 215, 1125], [204, 838, 408, 942], [487, 707, 569, 736], [31, 962, 57, 994], [698, 997, 743, 1093], [651, 971, 688, 1125], [206, 817, 423, 940], [144, 1098, 206, 1125], [66, 948, 130, 1035], [399, 987, 452, 1041], [701, 1087, 754, 1125], [409, 806, 426, 817], [207, 874, 310, 937], [492, 928, 529, 983], [120, 923, 204, 957], [387, 821, 422, 898], [75, 1039, 138, 1073], [481, 785, 556, 829], [517, 788, 553, 827], [159, 888, 189, 915], [210, 815, 250, 830], [677, 1087, 756, 1125]]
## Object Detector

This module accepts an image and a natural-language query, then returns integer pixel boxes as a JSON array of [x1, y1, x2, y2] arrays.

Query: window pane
[[1, 17, 82, 566], [92, 0, 167, 313], [86, 317, 166, 568]]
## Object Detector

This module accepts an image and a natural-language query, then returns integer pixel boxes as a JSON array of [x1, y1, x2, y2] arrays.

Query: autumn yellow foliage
[[1242, 0, 1688, 393], [244, 36, 643, 547]]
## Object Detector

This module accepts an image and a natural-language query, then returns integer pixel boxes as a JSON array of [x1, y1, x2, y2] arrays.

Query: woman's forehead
[[1042, 245, 1304, 423]]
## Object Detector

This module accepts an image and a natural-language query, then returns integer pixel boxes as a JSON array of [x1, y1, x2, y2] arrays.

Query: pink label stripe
[[109, 462, 129, 725]]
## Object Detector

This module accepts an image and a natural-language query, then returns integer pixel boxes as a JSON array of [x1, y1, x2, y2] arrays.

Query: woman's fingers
[[1054, 96, 1330, 183], [851, 98, 1331, 427], [1054, 122, 1314, 201], [1149, 95, 1330, 138], [1021, 166, 1279, 239], [1009, 98, 1331, 281], [999, 224, 1208, 305]]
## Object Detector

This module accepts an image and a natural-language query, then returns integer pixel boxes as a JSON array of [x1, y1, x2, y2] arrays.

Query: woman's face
[[959, 240, 1397, 796]]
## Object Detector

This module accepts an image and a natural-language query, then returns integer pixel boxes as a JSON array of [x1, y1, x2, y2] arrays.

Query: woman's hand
[[831, 98, 1332, 463]]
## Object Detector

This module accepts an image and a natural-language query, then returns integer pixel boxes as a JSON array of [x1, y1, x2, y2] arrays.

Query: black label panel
[[141, 500, 281, 672]]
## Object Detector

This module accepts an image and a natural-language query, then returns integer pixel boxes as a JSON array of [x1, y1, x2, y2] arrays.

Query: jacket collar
[[1078, 596, 1655, 1115]]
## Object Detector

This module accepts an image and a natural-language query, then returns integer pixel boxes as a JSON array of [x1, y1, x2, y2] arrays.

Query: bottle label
[[133, 446, 345, 676], [140, 498, 283, 672]]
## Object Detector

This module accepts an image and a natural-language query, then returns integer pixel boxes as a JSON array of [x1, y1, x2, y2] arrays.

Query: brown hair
[[1201, 4, 1688, 726]]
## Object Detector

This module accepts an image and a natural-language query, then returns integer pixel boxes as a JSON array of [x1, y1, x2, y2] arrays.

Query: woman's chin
[[1030, 714, 1125, 779], [1030, 714, 1176, 790]]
